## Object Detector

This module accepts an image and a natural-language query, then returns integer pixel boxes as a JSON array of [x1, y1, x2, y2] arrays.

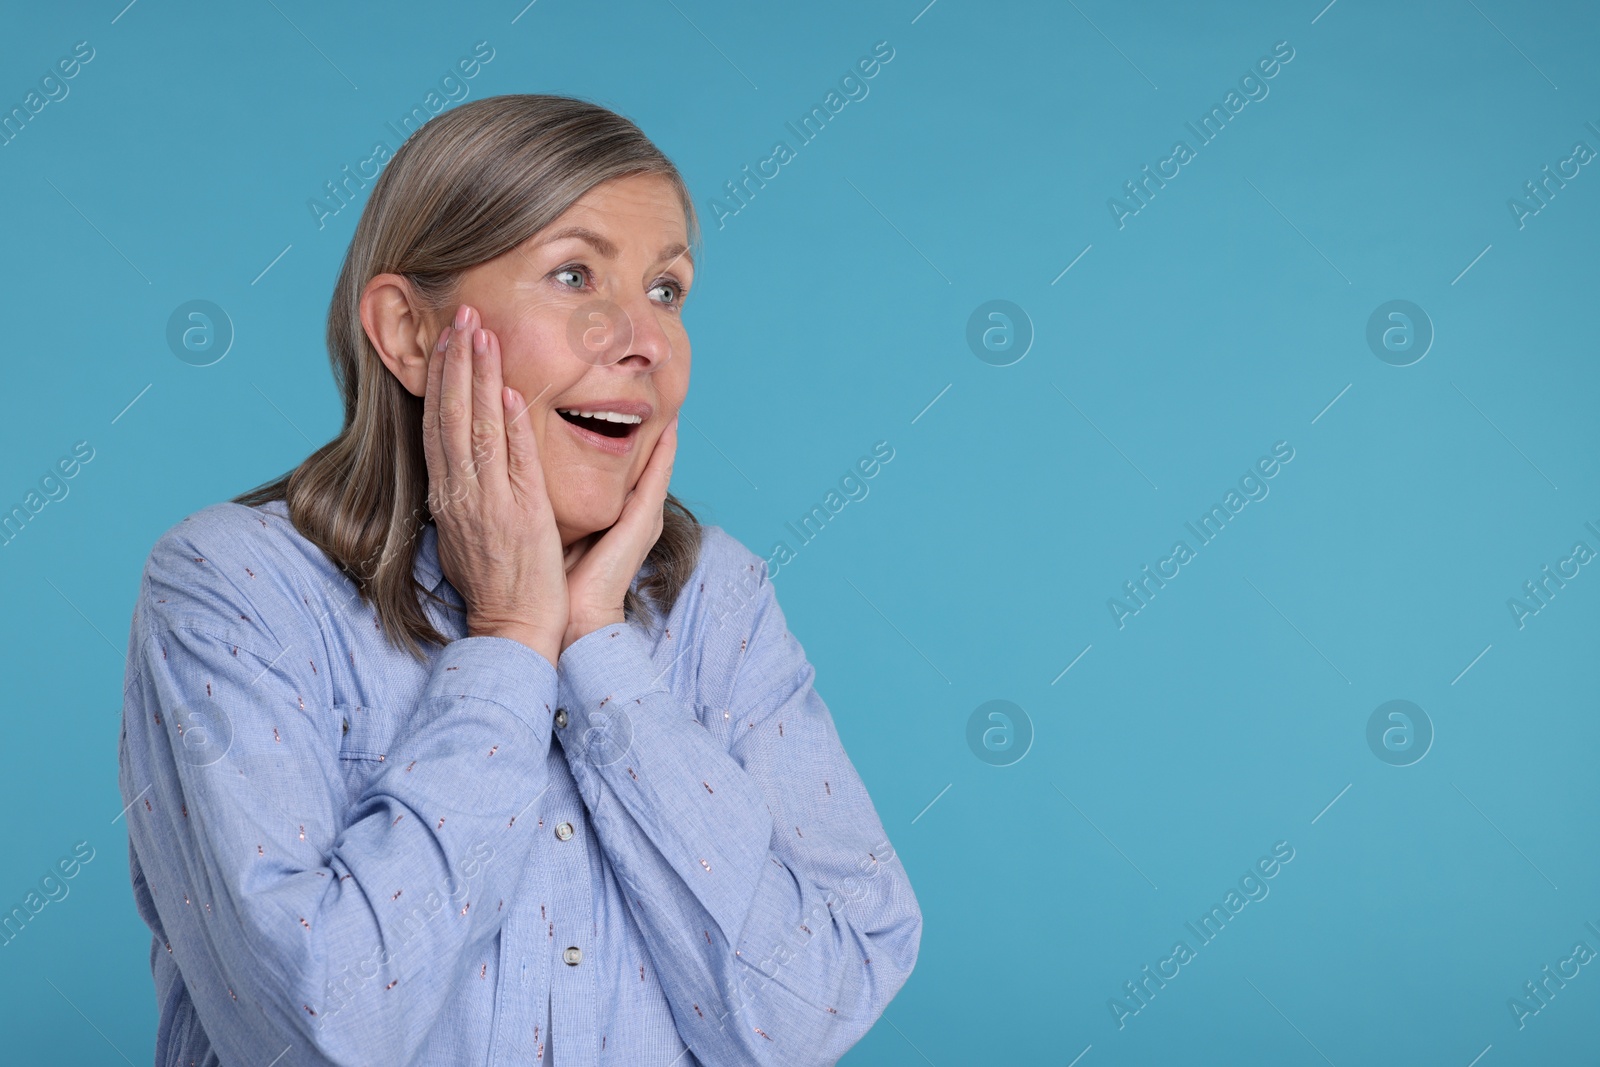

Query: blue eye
[[553, 264, 686, 310]]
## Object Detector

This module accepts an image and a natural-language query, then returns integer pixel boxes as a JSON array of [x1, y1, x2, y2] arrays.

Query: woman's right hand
[[423, 303, 568, 667]]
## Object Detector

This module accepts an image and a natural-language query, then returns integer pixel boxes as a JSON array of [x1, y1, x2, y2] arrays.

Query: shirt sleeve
[[554, 546, 922, 1066], [117, 520, 559, 1067]]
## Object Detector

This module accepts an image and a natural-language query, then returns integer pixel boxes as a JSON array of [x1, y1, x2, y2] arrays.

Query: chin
[[554, 493, 626, 543]]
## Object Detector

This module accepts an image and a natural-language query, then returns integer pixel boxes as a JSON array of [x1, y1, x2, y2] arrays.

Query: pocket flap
[[335, 703, 403, 763]]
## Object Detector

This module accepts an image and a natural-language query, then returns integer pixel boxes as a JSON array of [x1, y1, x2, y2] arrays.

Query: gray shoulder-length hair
[[235, 93, 703, 662]]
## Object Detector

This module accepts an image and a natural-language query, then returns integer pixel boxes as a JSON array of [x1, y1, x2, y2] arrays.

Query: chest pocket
[[335, 703, 409, 801]]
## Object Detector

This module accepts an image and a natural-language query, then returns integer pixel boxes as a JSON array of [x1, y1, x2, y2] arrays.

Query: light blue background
[[2, 1, 1597, 1063]]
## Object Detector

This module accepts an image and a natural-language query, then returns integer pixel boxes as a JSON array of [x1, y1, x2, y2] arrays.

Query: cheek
[[498, 304, 580, 380], [526, 408, 553, 450], [663, 347, 692, 407], [672, 329, 691, 374]]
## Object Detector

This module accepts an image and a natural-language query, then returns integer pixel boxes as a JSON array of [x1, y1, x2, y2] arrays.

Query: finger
[[636, 415, 679, 504], [438, 305, 479, 495], [562, 532, 594, 574], [468, 324, 508, 490], [502, 382, 553, 515], [422, 323, 452, 513], [606, 416, 678, 540]]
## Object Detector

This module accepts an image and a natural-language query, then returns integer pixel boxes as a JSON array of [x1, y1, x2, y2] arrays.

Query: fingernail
[[435, 327, 450, 353], [454, 304, 470, 330], [473, 328, 487, 355]]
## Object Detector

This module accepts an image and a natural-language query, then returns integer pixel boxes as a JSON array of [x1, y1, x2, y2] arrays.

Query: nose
[[613, 290, 674, 371], [572, 292, 675, 370]]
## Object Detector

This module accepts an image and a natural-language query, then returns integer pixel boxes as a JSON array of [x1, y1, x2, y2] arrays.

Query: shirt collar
[[413, 520, 445, 593]]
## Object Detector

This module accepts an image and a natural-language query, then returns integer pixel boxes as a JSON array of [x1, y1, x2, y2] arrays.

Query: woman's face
[[382, 172, 693, 548]]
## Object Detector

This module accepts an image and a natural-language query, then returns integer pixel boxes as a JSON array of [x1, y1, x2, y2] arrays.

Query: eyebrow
[[539, 225, 693, 270]]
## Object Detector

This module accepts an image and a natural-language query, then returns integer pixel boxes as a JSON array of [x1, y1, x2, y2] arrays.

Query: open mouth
[[556, 407, 642, 440]]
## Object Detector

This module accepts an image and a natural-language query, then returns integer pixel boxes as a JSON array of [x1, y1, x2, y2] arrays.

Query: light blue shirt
[[118, 498, 921, 1066]]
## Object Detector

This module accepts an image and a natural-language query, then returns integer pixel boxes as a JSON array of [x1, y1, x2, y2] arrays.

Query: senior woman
[[118, 94, 920, 1067]]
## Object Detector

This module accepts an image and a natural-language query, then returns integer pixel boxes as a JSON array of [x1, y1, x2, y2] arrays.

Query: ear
[[360, 274, 439, 398]]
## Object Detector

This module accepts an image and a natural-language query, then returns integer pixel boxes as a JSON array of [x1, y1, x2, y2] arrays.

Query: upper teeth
[[558, 408, 642, 425]]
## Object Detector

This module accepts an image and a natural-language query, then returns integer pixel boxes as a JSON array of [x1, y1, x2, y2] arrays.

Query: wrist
[[561, 611, 625, 656], [468, 620, 562, 667]]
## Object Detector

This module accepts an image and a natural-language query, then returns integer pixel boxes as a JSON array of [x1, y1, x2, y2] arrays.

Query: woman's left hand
[[560, 415, 679, 655]]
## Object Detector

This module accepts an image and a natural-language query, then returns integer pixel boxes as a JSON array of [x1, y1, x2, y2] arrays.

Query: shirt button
[[563, 945, 582, 966], [554, 822, 574, 841], [554, 708, 569, 729]]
